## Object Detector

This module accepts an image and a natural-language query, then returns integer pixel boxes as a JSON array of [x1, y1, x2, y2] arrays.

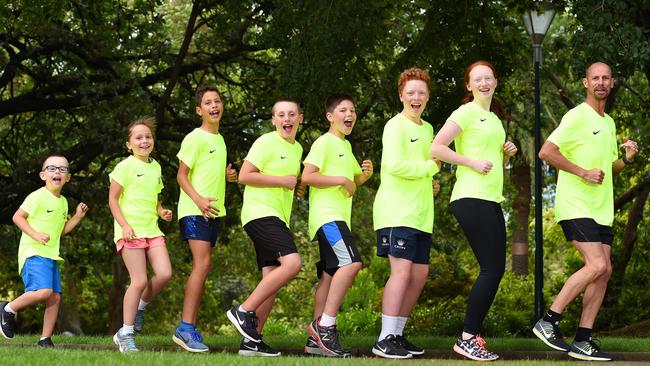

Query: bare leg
[[313, 273, 332, 320], [121, 248, 148, 325], [41, 292, 61, 338], [322, 262, 362, 317], [242, 254, 301, 311], [182, 240, 212, 324], [579, 244, 612, 328], [141, 245, 172, 302]]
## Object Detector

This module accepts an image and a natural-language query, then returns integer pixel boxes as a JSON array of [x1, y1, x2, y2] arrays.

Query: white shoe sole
[[452, 344, 498, 362], [532, 327, 570, 352], [172, 334, 209, 353], [568, 351, 612, 362], [372, 347, 413, 359]]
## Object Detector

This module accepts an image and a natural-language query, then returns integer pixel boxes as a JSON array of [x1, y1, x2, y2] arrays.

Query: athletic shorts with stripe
[[244, 216, 298, 270], [315, 221, 361, 277]]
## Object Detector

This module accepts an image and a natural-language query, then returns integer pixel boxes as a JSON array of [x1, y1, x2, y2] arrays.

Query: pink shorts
[[116, 236, 166, 254]]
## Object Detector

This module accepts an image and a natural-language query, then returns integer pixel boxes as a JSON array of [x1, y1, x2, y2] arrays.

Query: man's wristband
[[622, 155, 634, 165]]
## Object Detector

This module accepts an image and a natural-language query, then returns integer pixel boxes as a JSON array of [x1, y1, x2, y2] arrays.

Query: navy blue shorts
[[22, 256, 62, 293], [244, 216, 298, 270], [316, 221, 361, 277], [179, 215, 221, 247], [376, 227, 432, 264], [559, 218, 613, 245]]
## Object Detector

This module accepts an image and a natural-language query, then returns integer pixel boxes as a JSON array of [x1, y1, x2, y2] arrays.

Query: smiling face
[[40, 156, 71, 194], [126, 124, 154, 161], [196, 90, 223, 127], [399, 79, 429, 122], [467, 64, 497, 102], [327, 99, 356, 138], [272, 101, 302, 142], [583, 62, 612, 101]]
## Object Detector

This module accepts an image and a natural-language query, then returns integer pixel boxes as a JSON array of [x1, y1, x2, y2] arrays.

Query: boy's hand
[[32, 232, 50, 244], [503, 141, 518, 157], [195, 196, 219, 219], [432, 179, 440, 196], [341, 178, 356, 197], [121, 224, 135, 240], [294, 180, 306, 197], [75, 202, 89, 218], [158, 208, 173, 222], [361, 160, 374, 179], [226, 163, 238, 182], [280, 175, 298, 190]]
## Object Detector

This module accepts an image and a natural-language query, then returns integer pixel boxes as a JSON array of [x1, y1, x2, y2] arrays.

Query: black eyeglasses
[[43, 165, 70, 173]]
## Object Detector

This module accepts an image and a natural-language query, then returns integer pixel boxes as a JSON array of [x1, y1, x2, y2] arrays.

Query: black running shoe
[[304, 336, 323, 356], [533, 318, 571, 352], [308, 319, 351, 357], [0, 301, 16, 339], [227, 306, 261, 343], [37, 337, 54, 347], [238, 337, 281, 357], [372, 334, 413, 359], [568, 338, 612, 362], [452, 334, 499, 361], [395, 334, 424, 355]]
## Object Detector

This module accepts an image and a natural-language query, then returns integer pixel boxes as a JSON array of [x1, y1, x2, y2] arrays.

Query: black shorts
[[244, 216, 298, 270], [559, 218, 613, 245], [179, 216, 221, 247], [376, 227, 432, 264], [315, 221, 361, 277]]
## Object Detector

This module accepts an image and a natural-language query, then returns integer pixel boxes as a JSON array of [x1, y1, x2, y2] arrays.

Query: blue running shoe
[[172, 328, 209, 353]]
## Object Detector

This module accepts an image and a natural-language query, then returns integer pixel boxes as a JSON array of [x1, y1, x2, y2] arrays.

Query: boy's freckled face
[[328, 100, 356, 138], [272, 101, 302, 142], [40, 156, 71, 189], [400, 79, 429, 119], [196, 91, 223, 124]]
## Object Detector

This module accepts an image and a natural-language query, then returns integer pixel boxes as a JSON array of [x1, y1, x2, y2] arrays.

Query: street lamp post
[[523, 4, 555, 321]]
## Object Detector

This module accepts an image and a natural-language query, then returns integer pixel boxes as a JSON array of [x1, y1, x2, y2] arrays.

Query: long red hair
[[461, 61, 509, 121]]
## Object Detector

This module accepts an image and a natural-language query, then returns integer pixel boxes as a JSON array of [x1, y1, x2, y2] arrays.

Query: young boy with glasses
[[0, 155, 88, 347]]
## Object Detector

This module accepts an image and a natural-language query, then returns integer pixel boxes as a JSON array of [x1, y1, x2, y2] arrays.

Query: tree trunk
[[510, 155, 531, 275]]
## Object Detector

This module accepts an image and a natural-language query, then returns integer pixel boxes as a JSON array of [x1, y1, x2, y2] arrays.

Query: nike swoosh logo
[[244, 344, 258, 351], [280, 156, 287, 159], [237, 313, 245, 326], [480, 118, 486, 122], [338, 154, 344, 157], [46, 210, 53, 213], [378, 345, 387, 353], [137, 174, 144, 177], [210, 149, 216, 153], [593, 130, 601, 135], [410, 138, 419, 142]]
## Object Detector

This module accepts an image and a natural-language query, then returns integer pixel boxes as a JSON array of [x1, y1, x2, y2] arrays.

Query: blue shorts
[[21, 256, 62, 293], [376, 227, 432, 264], [179, 216, 221, 247], [316, 221, 361, 277]]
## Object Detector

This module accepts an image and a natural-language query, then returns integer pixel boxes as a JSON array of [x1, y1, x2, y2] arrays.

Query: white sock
[[379, 314, 399, 341], [137, 299, 149, 311], [40, 336, 48, 341], [319, 312, 336, 327], [4, 303, 16, 314], [395, 316, 407, 336], [238, 305, 248, 313], [122, 324, 135, 334]]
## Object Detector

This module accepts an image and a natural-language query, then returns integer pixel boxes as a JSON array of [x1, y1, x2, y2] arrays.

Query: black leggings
[[450, 198, 506, 335]]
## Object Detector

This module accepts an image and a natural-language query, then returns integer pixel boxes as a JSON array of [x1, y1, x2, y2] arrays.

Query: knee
[[36, 289, 53, 302], [586, 261, 608, 280], [349, 261, 362, 274], [193, 257, 212, 275], [157, 269, 172, 284], [284, 257, 302, 277], [130, 277, 148, 291], [50, 292, 61, 304]]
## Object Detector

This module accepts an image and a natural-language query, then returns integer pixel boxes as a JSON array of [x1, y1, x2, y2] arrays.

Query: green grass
[[1, 335, 648, 365]]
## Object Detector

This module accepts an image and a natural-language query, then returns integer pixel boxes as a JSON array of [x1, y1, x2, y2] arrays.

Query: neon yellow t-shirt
[[448, 102, 506, 203], [109, 155, 164, 243], [547, 102, 618, 226], [373, 113, 438, 233], [304, 132, 362, 240], [17, 187, 68, 274], [177, 128, 227, 219], [241, 132, 303, 227]]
